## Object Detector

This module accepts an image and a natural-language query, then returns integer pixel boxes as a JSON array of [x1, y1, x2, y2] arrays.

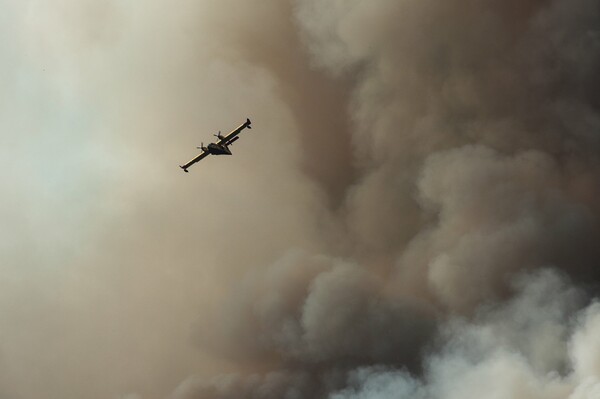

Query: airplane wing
[[217, 118, 252, 146], [179, 150, 209, 172]]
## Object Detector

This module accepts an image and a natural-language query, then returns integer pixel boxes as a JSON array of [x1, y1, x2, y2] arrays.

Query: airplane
[[179, 118, 252, 172]]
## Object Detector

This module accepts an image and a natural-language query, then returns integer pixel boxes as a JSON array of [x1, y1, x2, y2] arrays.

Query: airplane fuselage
[[207, 143, 232, 155]]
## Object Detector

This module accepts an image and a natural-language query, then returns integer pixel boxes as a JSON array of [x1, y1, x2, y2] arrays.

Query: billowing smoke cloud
[[194, 250, 435, 368], [169, 0, 600, 398], [325, 271, 600, 399], [2, 0, 600, 398]]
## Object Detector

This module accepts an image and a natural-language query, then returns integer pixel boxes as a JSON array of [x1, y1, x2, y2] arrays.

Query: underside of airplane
[[179, 118, 251, 172]]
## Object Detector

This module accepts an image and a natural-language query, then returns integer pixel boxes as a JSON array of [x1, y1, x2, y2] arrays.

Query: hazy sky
[[2, 1, 600, 399]]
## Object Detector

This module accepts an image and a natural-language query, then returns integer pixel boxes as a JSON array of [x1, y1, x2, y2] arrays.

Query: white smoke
[[330, 271, 600, 399]]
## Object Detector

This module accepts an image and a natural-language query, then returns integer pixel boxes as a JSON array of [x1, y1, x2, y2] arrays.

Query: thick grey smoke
[[326, 271, 600, 399], [2, 0, 600, 398], [171, 0, 600, 398], [175, 271, 600, 399], [194, 250, 435, 367]]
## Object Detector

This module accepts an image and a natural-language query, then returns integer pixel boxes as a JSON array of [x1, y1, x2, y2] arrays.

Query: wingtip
[[246, 117, 252, 129], [179, 165, 189, 173]]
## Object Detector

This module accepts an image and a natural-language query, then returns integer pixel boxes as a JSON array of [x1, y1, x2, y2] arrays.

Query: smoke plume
[[171, 0, 600, 397], [2, 0, 600, 398]]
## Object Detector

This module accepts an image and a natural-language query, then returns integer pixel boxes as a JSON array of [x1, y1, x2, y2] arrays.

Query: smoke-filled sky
[[2, 1, 600, 398]]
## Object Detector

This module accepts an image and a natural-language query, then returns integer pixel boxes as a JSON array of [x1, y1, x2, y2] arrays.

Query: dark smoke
[[194, 251, 435, 367], [172, 0, 600, 398]]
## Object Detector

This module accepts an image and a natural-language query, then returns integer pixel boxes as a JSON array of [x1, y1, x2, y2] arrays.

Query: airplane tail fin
[[246, 118, 252, 129]]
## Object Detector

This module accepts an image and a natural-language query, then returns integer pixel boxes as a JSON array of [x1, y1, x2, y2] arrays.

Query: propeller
[[196, 142, 205, 150], [213, 130, 223, 139]]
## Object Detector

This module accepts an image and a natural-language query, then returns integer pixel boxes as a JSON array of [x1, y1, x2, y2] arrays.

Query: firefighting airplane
[[179, 118, 252, 172]]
